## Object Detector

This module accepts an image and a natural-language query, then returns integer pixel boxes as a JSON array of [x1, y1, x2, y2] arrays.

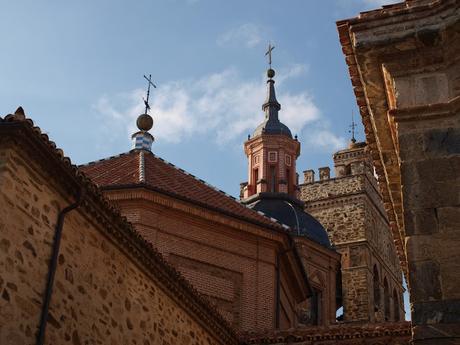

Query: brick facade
[[99, 183, 309, 332]]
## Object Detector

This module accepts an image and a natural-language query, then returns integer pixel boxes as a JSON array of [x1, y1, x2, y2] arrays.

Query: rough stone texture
[[300, 144, 404, 323], [0, 142, 235, 344], [337, 0, 460, 342]]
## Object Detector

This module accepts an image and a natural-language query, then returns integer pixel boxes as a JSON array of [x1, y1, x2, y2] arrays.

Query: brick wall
[[0, 144, 235, 344], [105, 188, 302, 333]]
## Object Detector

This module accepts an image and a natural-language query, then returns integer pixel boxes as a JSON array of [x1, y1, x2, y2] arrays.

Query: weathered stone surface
[[0, 145, 234, 344], [408, 260, 442, 302], [300, 144, 404, 323], [337, 2, 460, 343]]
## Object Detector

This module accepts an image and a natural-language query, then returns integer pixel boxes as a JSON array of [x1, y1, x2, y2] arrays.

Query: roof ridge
[[148, 151, 240, 200], [144, 151, 290, 227], [78, 151, 132, 167], [79, 143, 293, 233]]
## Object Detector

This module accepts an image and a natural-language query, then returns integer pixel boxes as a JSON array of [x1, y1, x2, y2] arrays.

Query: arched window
[[384, 278, 390, 321], [297, 289, 322, 326], [393, 289, 400, 321], [373, 265, 381, 311]]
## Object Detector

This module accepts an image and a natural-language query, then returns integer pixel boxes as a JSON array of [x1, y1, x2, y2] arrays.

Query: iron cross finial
[[143, 74, 157, 114], [265, 42, 275, 68], [349, 110, 357, 143]]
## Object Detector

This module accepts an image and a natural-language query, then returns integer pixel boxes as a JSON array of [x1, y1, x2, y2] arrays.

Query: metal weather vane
[[143, 74, 157, 114], [349, 110, 357, 143], [265, 42, 275, 69]]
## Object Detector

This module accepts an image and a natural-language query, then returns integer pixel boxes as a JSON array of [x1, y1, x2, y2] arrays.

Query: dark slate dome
[[253, 118, 292, 138], [247, 194, 331, 248]]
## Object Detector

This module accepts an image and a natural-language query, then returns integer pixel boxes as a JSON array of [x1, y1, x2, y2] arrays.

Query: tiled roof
[[80, 150, 287, 231]]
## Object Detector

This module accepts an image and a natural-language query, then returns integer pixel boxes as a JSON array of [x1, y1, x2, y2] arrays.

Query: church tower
[[242, 67, 300, 199], [300, 140, 404, 323], [240, 50, 341, 327]]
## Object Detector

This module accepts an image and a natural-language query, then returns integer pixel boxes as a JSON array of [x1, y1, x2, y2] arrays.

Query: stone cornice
[[0, 114, 239, 345], [337, 13, 408, 276], [240, 322, 411, 344], [389, 95, 460, 122], [337, 0, 459, 37], [304, 192, 364, 210]]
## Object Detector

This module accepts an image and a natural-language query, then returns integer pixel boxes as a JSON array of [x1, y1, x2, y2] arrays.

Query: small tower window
[[253, 168, 259, 185], [373, 265, 381, 312], [384, 278, 390, 321], [270, 165, 277, 192], [268, 151, 278, 163], [285, 154, 292, 166], [393, 289, 400, 321]]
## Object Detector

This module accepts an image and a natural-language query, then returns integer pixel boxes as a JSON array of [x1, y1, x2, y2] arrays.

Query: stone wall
[[0, 137, 236, 344], [397, 110, 460, 341], [300, 146, 403, 323], [337, 1, 460, 342]]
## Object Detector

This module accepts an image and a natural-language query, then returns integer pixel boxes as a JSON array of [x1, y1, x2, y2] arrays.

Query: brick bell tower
[[242, 67, 300, 199]]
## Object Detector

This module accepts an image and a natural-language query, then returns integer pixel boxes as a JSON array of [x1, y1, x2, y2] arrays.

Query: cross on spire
[[265, 42, 275, 69], [143, 74, 157, 114], [349, 110, 357, 143]]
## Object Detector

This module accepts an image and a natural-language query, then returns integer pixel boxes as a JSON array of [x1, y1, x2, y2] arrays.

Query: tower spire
[[262, 43, 280, 121]]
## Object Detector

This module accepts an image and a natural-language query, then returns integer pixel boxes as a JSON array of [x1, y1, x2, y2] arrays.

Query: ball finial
[[136, 113, 153, 131], [267, 68, 275, 79]]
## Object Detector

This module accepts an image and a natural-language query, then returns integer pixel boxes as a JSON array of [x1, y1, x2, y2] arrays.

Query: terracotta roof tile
[[80, 150, 286, 231]]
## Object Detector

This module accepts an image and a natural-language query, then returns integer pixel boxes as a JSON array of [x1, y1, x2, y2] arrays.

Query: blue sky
[[1, 0, 410, 318]]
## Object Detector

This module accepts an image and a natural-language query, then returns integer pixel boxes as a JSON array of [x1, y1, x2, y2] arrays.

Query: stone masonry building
[[337, 0, 460, 343], [300, 141, 404, 324]]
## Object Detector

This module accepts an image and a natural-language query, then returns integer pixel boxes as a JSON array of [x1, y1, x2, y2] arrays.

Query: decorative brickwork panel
[[169, 254, 243, 328], [110, 196, 281, 332]]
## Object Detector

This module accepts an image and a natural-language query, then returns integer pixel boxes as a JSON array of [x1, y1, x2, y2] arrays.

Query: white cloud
[[306, 129, 347, 152], [94, 65, 343, 152], [217, 23, 264, 48], [362, 0, 401, 7]]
